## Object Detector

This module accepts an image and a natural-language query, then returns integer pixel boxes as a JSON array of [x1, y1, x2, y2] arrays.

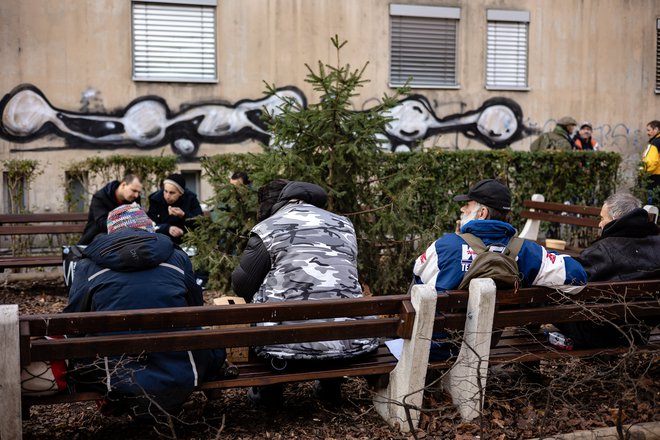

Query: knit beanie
[[163, 173, 185, 194], [107, 203, 155, 234]]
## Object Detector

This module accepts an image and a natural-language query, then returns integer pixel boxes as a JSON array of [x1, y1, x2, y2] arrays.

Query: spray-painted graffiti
[[380, 95, 524, 152], [0, 84, 307, 158], [0, 84, 526, 157]]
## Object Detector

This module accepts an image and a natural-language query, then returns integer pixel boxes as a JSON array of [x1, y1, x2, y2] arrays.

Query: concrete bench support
[[441, 278, 497, 421], [519, 193, 545, 240], [0, 304, 22, 440], [373, 284, 437, 432]]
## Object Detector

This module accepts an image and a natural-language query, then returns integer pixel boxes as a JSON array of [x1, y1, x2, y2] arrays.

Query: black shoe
[[247, 384, 284, 407], [312, 379, 342, 403]]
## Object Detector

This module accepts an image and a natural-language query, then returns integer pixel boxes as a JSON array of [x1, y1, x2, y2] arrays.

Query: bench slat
[[0, 213, 88, 224], [28, 318, 403, 362], [0, 256, 63, 267], [519, 210, 600, 228], [22, 295, 412, 336], [0, 224, 84, 235], [522, 201, 601, 216]]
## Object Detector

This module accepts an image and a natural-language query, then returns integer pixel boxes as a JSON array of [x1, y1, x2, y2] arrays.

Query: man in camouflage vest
[[231, 180, 378, 405]]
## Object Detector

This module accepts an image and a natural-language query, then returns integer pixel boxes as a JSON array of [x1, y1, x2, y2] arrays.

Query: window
[[65, 171, 88, 213], [486, 9, 530, 90], [132, 0, 217, 83], [181, 170, 201, 197], [656, 18, 660, 93], [390, 4, 460, 88], [3, 173, 27, 214]]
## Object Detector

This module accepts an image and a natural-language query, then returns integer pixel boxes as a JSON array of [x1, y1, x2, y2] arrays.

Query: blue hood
[[83, 228, 175, 272], [460, 220, 517, 244]]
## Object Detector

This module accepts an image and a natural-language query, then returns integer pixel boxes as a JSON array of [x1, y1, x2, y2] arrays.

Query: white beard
[[459, 207, 480, 228]]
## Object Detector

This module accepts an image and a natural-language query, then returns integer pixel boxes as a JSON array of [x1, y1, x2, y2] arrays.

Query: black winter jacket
[[558, 209, 660, 348], [147, 189, 203, 244], [577, 208, 660, 281], [78, 181, 141, 245]]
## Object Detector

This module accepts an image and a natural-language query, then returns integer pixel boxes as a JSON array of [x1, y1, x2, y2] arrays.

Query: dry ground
[[2, 278, 658, 440]]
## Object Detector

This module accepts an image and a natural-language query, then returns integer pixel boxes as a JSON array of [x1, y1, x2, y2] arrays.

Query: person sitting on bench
[[231, 180, 379, 405], [412, 179, 588, 359], [557, 192, 660, 348], [65, 203, 225, 421]]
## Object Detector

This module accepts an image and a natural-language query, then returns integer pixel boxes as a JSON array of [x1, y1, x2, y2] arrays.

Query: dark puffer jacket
[[558, 208, 660, 348], [79, 181, 142, 245], [66, 228, 224, 418], [147, 189, 203, 244], [231, 181, 378, 361], [577, 208, 660, 281]]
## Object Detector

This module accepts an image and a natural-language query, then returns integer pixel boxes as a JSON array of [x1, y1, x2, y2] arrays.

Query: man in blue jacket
[[66, 204, 224, 420], [412, 179, 587, 358]]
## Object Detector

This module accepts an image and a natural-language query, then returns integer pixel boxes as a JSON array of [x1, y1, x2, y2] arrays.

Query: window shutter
[[390, 9, 459, 88], [132, 2, 216, 82], [486, 20, 528, 89]]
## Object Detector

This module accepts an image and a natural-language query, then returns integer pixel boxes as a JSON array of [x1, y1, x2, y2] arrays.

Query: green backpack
[[458, 233, 524, 290]]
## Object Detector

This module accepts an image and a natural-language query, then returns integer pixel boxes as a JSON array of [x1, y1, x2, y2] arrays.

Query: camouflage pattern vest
[[251, 201, 378, 361]]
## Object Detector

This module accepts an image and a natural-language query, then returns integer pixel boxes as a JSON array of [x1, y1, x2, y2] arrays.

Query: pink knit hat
[[107, 203, 155, 234]]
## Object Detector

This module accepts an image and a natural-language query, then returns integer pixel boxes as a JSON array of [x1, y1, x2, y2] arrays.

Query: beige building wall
[[0, 0, 658, 213]]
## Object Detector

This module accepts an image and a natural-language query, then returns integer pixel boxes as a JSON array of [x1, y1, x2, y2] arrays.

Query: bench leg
[[441, 278, 496, 421], [0, 305, 22, 440], [373, 284, 437, 433]]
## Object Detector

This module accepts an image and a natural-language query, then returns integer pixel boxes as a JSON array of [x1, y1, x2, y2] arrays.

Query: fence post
[[0, 304, 22, 440], [441, 278, 496, 420], [373, 284, 437, 432]]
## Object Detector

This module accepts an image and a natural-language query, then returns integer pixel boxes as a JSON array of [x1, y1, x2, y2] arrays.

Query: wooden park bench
[[518, 194, 659, 256], [1, 279, 659, 439], [518, 194, 601, 256], [0, 212, 87, 272]]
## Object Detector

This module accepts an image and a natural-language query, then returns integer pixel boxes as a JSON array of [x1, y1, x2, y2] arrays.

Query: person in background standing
[[572, 122, 600, 151], [642, 120, 660, 203], [530, 116, 577, 151]]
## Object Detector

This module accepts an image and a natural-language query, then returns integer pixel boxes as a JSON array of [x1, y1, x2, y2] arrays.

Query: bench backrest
[[0, 213, 87, 236], [436, 279, 660, 332], [520, 200, 601, 228], [19, 295, 414, 366]]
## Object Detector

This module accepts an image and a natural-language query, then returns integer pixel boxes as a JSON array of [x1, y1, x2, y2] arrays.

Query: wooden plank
[[396, 299, 415, 338], [0, 213, 87, 224], [28, 319, 403, 361], [519, 210, 600, 228], [0, 256, 63, 268], [522, 201, 601, 216], [0, 224, 85, 235], [22, 347, 399, 407], [23, 295, 410, 336]]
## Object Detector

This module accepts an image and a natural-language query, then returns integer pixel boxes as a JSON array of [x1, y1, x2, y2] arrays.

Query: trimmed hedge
[[186, 150, 621, 295]]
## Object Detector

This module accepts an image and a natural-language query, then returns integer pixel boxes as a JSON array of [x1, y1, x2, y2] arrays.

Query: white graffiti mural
[[380, 95, 524, 152], [1, 84, 526, 157]]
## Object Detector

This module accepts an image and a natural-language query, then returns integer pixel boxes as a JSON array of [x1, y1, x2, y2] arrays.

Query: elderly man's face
[[459, 201, 485, 228], [598, 203, 613, 230]]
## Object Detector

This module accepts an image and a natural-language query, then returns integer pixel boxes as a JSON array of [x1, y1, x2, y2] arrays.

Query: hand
[[168, 206, 185, 218], [169, 226, 184, 237]]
